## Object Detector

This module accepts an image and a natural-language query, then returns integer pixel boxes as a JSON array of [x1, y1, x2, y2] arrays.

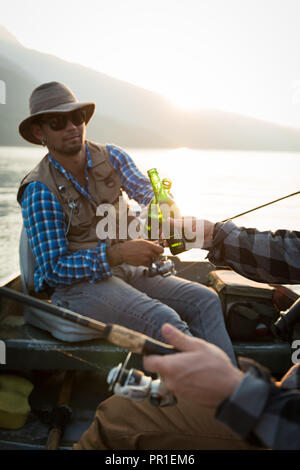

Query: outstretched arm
[[208, 220, 300, 284], [171, 217, 300, 284]]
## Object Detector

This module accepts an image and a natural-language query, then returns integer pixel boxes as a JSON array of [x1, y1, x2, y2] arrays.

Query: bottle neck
[[148, 172, 169, 203]]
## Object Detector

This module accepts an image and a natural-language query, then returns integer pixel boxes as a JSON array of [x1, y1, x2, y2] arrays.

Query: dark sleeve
[[207, 220, 300, 284], [216, 361, 300, 450]]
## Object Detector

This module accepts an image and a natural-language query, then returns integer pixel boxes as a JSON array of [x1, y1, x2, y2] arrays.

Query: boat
[[0, 257, 297, 450]]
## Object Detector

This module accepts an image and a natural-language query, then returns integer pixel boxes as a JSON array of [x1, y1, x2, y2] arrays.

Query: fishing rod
[[221, 190, 300, 223], [0, 286, 178, 406], [0, 286, 177, 356]]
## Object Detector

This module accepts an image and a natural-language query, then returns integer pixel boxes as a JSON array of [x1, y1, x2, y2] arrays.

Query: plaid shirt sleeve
[[21, 182, 112, 292], [207, 220, 300, 284], [215, 359, 300, 450], [107, 144, 154, 206]]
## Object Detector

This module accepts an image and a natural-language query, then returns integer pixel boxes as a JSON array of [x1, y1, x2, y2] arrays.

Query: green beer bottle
[[146, 197, 162, 241], [147, 168, 186, 255]]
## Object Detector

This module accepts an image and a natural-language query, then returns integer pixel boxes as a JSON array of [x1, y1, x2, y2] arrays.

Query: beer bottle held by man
[[147, 168, 186, 255]]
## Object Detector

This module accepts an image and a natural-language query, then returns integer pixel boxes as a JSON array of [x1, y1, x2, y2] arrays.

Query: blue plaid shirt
[[21, 144, 153, 292]]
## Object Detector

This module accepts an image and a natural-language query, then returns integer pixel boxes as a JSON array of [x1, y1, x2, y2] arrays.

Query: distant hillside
[[1, 24, 300, 150]]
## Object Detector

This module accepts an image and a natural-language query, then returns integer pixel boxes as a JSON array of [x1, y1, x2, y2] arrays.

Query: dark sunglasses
[[40, 109, 86, 131]]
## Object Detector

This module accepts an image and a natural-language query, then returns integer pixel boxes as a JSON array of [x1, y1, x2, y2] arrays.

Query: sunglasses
[[40, 109, 86, 131]]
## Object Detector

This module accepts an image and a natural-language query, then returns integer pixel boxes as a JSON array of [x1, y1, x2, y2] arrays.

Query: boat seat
[[19, 225, 102, 342]]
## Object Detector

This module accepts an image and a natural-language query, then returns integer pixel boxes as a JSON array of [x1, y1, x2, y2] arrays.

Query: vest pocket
[[92, 160, 114, 180]]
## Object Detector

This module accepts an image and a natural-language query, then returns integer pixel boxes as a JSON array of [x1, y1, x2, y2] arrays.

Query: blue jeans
[[51, 263, 236, 363]]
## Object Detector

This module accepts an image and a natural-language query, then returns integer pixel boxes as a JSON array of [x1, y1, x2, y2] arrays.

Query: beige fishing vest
[[17, 141, 136, 251]]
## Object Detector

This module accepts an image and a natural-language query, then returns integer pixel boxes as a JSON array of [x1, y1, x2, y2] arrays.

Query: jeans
[[51, 263, 236, 363]]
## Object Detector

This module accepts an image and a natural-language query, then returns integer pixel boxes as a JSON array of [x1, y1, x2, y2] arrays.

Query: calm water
[[1, 146, 300, 282]]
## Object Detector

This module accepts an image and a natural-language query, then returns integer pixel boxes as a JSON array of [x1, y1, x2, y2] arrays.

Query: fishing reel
[[107, 353, 177, 407], [146, 256, 176, 278]]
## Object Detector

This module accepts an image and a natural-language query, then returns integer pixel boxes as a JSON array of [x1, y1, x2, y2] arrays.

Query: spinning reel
[[147, 256, 176, 278], [107, 352, 177, 407]]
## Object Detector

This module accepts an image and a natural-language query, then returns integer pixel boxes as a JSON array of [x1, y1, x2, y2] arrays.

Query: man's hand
[[120, 239, 164, 265], [143, 324, 244, 408], [169, 217, 215, 249], [107, 239, 164, 267]]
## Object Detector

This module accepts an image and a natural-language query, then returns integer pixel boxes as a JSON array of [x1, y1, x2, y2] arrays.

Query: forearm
[[37, 242, 113, 288], [216, 362, 300, 450], [106, 243, 123, 267], [207, 220, 300, 284]]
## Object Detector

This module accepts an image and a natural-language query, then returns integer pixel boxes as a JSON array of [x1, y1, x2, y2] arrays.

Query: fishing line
[[25, 327, 117, 373]]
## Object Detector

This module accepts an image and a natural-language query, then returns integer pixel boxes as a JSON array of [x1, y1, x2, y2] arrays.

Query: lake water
[[1, 145, 300, 282]]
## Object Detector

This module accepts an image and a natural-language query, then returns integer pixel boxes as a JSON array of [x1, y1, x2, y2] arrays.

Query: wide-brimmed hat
[[19, 81, 96, 145]]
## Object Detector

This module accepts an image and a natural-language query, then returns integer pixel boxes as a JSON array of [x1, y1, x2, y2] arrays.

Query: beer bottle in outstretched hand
[[147, 168, 186, 255]]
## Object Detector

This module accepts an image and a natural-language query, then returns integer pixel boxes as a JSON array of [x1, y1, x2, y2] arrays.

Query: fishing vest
[[17, 141, 136, 251]]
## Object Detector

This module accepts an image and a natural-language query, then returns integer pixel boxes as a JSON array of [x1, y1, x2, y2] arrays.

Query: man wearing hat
[[17, 81, 235, 358]]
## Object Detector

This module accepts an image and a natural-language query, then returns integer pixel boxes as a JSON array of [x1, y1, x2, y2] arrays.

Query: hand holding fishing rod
[[107, 351, 177, 407], [143, 323, 244, 408]]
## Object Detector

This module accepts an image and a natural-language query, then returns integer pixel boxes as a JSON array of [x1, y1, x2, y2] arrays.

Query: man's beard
[[61, 141, 84, 155], [60, 131, 85, 155], [46, 125, 86, 157]]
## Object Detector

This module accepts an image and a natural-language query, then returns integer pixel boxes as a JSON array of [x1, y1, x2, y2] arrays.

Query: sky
[[1, 0, 300, 126]]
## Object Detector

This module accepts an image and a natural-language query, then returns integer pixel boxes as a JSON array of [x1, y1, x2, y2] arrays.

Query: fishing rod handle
[[0, 286, 177, 355], [104, 324, 178, 355]]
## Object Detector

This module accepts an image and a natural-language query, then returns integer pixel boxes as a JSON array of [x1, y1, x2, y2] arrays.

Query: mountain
[[1, 24, 300, 150]]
